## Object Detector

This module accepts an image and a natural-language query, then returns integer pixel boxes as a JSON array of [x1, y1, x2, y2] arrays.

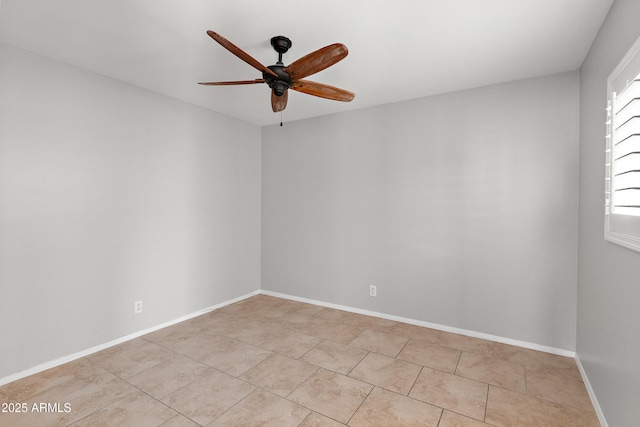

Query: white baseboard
[[259, 290, 576, 358], [0, 290, 259, 387], [575, 355, 608, 427]]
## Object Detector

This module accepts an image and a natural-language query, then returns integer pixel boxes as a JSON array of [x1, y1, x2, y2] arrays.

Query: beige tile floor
[[0, 294, 601, 426]]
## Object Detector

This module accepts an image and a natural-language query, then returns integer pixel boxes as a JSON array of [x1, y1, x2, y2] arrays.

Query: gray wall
[[262, 71, 580, 350], [577, 0, 640, 425], [0, 43, 262, 379]]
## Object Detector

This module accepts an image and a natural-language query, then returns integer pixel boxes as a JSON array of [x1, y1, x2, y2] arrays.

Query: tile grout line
[[345, 350, 370, 377], [483, 383, 491, 424], [345, 384, 375, 426], [452, 348, 464, 376]]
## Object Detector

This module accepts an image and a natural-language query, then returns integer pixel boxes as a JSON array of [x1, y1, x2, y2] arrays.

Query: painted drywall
[[262, 71, 580, 350], [577, 0, 640, 425], [0, 43, 261, 379]]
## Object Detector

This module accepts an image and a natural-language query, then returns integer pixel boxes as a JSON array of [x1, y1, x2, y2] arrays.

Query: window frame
[[604, 35, 640, 253]]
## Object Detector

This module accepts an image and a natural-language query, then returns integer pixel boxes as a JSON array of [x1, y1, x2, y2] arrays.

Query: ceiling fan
[[199, 31, 355, 113]]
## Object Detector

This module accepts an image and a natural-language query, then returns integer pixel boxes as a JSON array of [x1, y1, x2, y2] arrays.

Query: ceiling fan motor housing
[[264, 66, 291, 96]]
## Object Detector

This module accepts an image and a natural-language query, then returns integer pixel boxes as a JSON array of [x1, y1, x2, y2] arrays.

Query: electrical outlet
[[369, 285, 377, 297], [134, 301, 143, 314]]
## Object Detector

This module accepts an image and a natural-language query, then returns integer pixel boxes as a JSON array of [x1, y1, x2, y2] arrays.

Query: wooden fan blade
[[271, 90, 288, 112], [285, 43, 348, 80], [207, 31, 278, 78], [291, 80, 355, 102], [198, 79, 265, 85]]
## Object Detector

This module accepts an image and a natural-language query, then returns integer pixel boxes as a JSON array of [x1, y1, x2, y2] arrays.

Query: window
[[605, 35, 640, 252]]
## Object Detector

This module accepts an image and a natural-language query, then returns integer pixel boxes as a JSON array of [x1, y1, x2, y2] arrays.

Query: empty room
[[1, 1, 638, 426]]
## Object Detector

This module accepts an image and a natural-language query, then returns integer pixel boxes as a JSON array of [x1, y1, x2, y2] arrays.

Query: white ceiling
[[0, 0, 613, 126]]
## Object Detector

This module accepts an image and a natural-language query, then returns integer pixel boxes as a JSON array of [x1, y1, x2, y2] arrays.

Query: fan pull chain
[[280, 111, 283, 127]]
